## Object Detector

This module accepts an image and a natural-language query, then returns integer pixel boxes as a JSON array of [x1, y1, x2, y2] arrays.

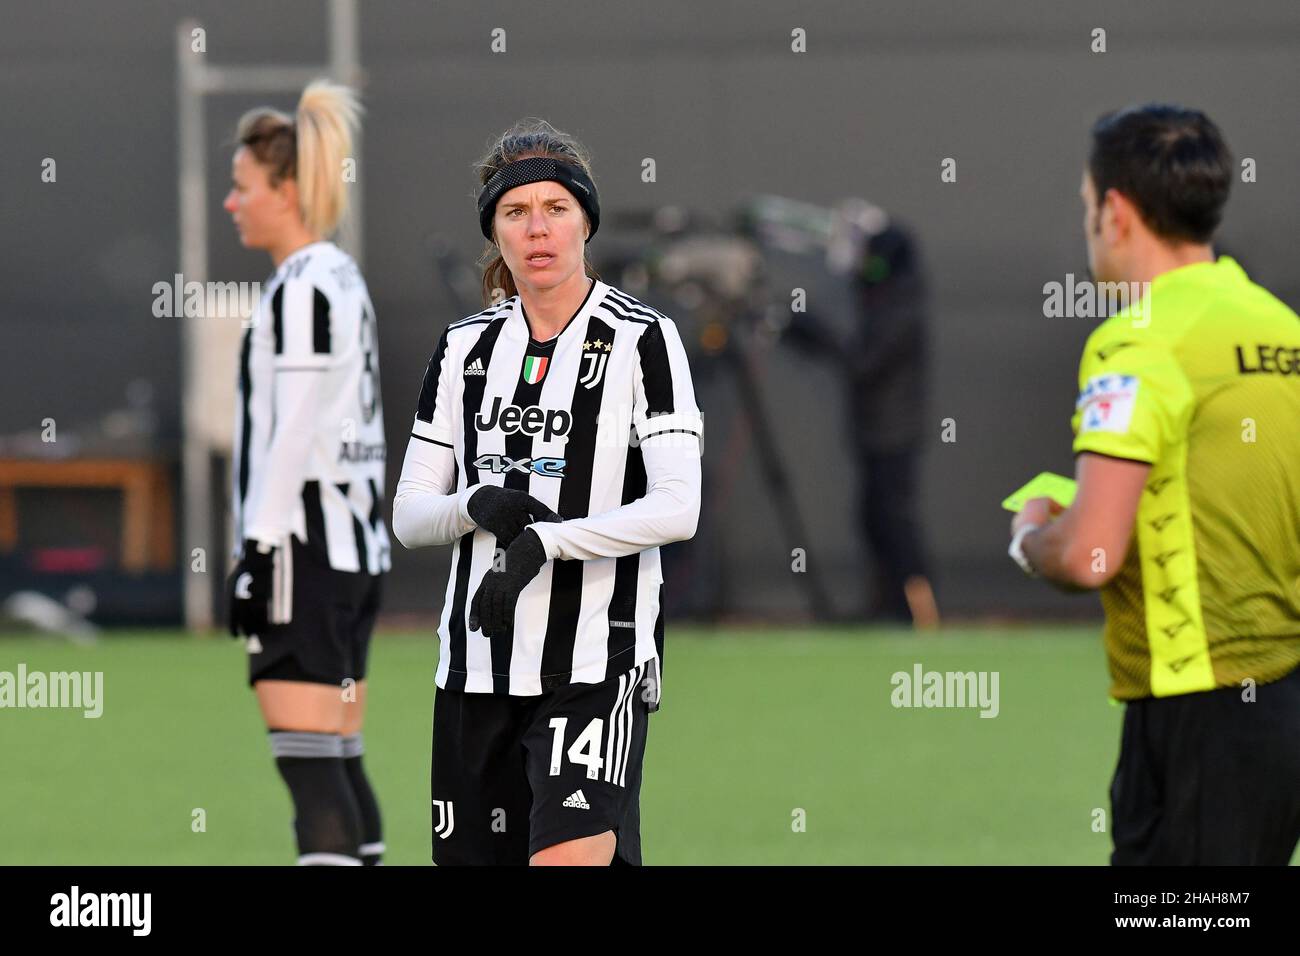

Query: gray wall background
[[2, 0, 1297, 621]]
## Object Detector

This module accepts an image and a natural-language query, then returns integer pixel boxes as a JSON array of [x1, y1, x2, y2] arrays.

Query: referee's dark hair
[[473, 118, 600, 305], [1088, 103, 1232, 244]]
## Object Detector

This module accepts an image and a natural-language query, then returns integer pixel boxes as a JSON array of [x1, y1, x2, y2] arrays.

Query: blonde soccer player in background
[[224, 81, 390, 866]]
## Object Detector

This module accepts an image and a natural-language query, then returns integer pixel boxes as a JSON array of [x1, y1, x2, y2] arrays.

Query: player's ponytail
[[235, 79, 361, 238], [295, 80, 361, 238], [474, 118, 599, 306]]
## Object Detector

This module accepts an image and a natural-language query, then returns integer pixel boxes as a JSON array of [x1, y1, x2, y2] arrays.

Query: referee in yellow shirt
[[1008, 104, 1300, 865]]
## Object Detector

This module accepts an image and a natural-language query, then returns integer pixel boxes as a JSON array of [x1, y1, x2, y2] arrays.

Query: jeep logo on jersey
[[473, 454, 566, 478], [475, 395, 571, 442]]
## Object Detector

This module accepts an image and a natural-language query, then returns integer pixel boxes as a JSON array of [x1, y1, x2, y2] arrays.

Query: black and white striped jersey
[[232, 240, 392, 575], [392, 278, 703, 704]]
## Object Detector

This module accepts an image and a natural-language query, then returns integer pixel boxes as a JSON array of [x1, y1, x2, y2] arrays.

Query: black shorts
[[430, 660, 653, 865], [1110, 663, 1300, 865], [247, 538, 383, 688]]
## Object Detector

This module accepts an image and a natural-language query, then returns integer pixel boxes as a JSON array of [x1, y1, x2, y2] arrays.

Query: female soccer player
[[392, 119, 703, 865], [223, 81, 390, 866]]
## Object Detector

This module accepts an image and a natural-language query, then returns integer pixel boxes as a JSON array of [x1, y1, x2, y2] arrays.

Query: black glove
[[227, 539, 275, 638], [468, 528, 549, 641], [467, 485, 561, 545]]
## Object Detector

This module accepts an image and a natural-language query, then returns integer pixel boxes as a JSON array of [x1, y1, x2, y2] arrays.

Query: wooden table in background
[[0, 459, 175, 572]]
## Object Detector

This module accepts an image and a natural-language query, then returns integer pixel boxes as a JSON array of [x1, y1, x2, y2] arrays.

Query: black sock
[[269, 730, 362, 865], [342, 733, 384, 865]]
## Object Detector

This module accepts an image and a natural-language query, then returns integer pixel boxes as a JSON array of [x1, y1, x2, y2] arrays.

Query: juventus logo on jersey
[[579, 338, 613, 389], [432, 799, 456, 839]]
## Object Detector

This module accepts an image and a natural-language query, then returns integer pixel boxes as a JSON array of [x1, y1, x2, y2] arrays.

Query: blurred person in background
[[786, 222, 938, 628], [223, 81, 390, 866]]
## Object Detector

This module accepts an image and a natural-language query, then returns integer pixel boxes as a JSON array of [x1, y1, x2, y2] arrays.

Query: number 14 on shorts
[[548, 717, 603, 780]]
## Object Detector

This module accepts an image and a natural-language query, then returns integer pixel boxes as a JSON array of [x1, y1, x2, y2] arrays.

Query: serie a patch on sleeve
[[1076, 373, 1139, 433]]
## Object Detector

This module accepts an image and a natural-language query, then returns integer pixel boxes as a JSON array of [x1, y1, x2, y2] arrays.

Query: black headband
[[477, 156, 600, 243]]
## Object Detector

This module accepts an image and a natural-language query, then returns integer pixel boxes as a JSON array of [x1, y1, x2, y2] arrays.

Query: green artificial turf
[[0, 625, 1163, 864]]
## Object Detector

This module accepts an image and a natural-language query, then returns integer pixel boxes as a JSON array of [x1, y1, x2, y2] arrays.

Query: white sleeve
[[392, 328, 479, 548], [528, 317, 703, 561], [243, 277, 333, 546]]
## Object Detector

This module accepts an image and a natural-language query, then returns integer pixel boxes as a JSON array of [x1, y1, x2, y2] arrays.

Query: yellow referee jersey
[[1071, 257, 1300, 699]]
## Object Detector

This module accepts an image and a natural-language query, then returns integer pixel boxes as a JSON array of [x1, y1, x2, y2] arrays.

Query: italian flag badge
[[522, 355, 549, 385]]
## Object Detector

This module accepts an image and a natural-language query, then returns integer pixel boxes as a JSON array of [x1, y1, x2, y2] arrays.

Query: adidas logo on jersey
[[463, 357, 486, 376], [562, 789, 591, 810]]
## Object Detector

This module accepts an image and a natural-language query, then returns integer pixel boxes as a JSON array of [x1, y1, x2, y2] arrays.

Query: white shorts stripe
[[610, 663, 639, 787], [604, 671, 629, 783], [618, 664, 640, 787]]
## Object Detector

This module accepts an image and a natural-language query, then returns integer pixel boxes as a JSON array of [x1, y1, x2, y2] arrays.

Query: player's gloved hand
[[467, 485, 561, 545], [468, 528, 549, 641], [227, 539, 275, 638]]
